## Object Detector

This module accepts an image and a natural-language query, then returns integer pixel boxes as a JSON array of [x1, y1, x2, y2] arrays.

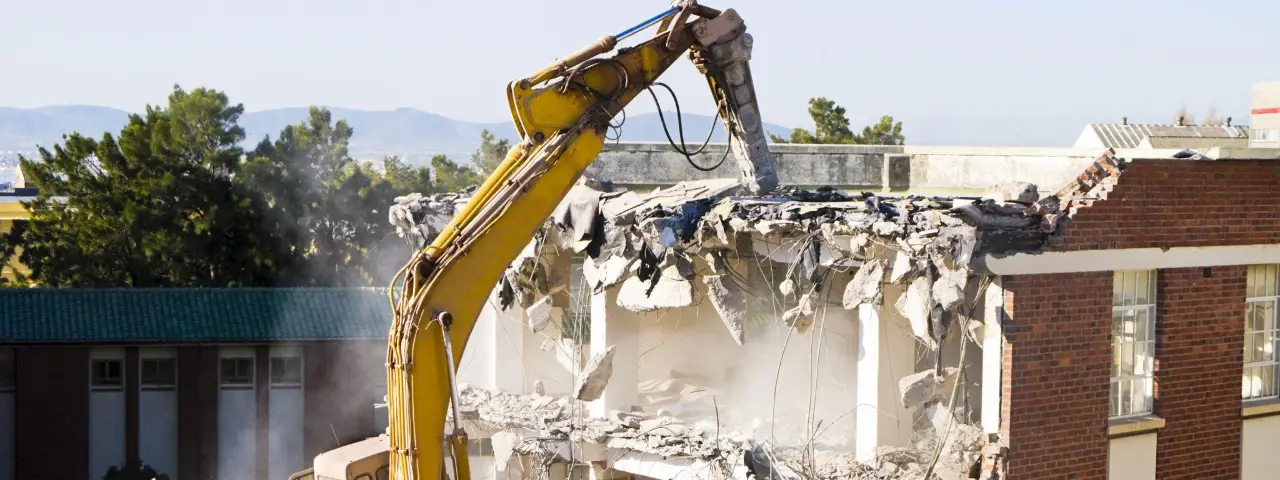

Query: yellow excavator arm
[[310, 3, 777, 479]]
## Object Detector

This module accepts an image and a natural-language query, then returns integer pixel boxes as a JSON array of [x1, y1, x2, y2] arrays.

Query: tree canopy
[[3, 85, 487, 288], [771, 97, 905, 145]]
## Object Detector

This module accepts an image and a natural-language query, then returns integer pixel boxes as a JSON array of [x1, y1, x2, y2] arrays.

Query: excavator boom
[[306, 3, 777, 479]]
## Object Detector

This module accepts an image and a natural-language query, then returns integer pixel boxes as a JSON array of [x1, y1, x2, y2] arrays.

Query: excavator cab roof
[[313, 435, 389, 480]]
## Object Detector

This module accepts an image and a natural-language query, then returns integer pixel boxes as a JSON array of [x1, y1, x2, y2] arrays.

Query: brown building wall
[[178, 346, 220, 480], [1001, 272, 1111, 480], [7, 339, 390, 478], [1154, 266, 1245, 480], [15, 346, 90, 480], [303, 340, 383, 461]]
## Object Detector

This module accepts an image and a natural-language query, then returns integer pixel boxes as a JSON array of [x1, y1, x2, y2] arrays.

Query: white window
[[1111, 270, 1156, 418], [219, 357, 254, 388], [1245, 265, 1280, 400], [269, 356, 303, 388], [140, 358, 177, 391], [91, 359, 124, 391]]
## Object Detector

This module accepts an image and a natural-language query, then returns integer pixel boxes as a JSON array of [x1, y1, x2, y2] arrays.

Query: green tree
[[771, 97, 905, 145], [858, 115, 905, 145], [382, 155, 434, 195], [240, 107, 401, 286], [431, 154, 484, 192], [470, 129, 511, 174], [14, 85, 286, 287]]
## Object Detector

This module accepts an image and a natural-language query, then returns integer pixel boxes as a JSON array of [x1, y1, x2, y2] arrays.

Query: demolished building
[[389, 144, 1280, 480]]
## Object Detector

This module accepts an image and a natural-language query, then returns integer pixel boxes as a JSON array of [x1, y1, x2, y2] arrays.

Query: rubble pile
[[448, 384, 746, 461], [388, 188, 477, 250]]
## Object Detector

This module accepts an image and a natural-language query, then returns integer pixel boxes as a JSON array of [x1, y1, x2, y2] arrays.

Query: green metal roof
[[0, 288, 393, 343]]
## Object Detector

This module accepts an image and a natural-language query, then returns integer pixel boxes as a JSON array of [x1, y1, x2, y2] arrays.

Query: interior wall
[[631, 259, 860, 449]]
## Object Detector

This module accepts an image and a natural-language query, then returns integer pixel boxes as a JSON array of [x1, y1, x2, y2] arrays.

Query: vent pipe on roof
[[1122, 116, 1128, 125], [1177, 116, 1185, 126], [1227, 117, 1233, 127]]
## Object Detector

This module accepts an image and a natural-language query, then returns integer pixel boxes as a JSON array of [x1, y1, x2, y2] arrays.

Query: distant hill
[[0, 105, 792, 163]]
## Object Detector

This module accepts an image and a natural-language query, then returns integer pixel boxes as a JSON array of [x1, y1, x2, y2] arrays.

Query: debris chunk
[[532, 379, 546, 396], [616, 270, 694, 313], [526, 296, 553, 333], [575, 346, 616, 402], [843, 258, 887, 309], [898, 274, 938, 349], [491, 431, 520, 472], [889, 250, 913, 283], [899, 367, 960, 408], [783, 293, 816, 334], [703, 275, 747, 346], [983, 181, 1039, 204]]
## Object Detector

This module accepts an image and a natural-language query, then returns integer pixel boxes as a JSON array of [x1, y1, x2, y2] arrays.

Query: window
[[91, 359, 124, 390], [140, 358, 177, 390], [1111, 270, 1156, 418], [564, 255, 591, 344], [270, 356, 303, 387], [1245, 265, 1280, 400], [220, 357, 254, 388]]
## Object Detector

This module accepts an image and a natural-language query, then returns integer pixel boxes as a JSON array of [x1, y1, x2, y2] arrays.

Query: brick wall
[[1057, 159, 1280, 251], [1154, 266, 1245, 480], [1001, 272, 1111, 480]]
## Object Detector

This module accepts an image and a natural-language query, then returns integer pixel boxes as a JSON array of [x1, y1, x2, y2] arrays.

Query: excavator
[[290, 1, 777, 478]]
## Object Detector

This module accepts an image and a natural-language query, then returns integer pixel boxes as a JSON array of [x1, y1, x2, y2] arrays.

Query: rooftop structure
[[1074, 123, 1249, 150]]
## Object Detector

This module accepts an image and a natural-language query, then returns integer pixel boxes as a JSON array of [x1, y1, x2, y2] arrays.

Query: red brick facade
[[999, 159, 1279, 479], [10, 341, 382, 480], [1001, 272, 1111, 479], [1057, 160, 1280, 251], [1153, 267, 1245, 480]]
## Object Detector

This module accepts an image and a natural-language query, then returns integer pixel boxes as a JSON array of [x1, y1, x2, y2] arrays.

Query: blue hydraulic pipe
[[615, 6, 680, 41]]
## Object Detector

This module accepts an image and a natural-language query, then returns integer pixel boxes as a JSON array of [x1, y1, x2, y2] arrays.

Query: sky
[[5, 0, 1280, 146]]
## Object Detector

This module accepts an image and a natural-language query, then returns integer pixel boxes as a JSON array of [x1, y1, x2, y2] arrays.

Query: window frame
[[90, 358, 124, 391], [219, 356, 255, 389], [1110, 269, 1157, 419], [139, 357, 178, 391], [269, 355, 303, 389], [1245, 265, 1280, 401], [564, 254, 591, 345]]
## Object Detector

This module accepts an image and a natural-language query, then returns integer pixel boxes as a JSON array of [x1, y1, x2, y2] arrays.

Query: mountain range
[[0, 106, 793, 163]]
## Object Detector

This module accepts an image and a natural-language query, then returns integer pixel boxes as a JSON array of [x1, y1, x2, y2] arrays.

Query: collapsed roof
[[389, 150, 1124, 349]]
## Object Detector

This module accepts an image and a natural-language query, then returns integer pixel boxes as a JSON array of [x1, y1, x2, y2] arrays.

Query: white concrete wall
[[1243, 415, 1280, 479], [217, 347, 257, 480], [138, 347, 178, 479], [1108, 433, 1156, 480], [268, 345, 305, 480], [628, 262, 859, 448], [89, 347, 125, 480], [876, 285, 922, 449]]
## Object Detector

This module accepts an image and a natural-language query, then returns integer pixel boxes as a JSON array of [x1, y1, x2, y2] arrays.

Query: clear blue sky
[[5, 0, 1280, 145]]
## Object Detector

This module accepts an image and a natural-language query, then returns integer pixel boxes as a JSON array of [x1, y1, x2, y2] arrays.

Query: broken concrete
[[703, 275, 747, 346], [574, 346, 615, 402]]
